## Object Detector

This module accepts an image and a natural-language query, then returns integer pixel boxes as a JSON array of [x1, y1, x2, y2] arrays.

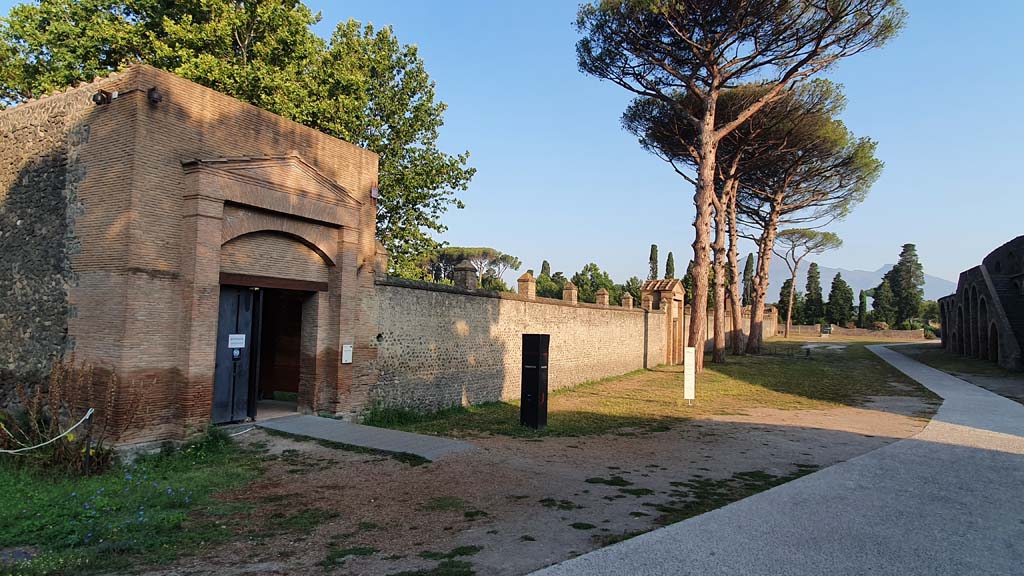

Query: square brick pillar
[[622, 294, 634, 309], [563, 281, 578, 305], [596, 288, 610, 307], [518, 271, 536, 299], [453, 259, 478, 290]]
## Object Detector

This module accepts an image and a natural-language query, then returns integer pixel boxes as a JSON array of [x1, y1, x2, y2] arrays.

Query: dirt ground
[[144, 393, 936, 576]]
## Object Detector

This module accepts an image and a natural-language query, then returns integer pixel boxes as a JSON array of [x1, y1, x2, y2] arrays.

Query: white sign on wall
[[342, 344, 354, 364], [683, 347, 696, 403], [227, 334, 246, 349]]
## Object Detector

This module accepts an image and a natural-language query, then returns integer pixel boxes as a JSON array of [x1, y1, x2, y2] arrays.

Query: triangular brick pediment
[[182, 155, 361, 209]]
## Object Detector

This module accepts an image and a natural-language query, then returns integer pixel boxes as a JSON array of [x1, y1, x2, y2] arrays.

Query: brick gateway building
[[0, 66, 775, 444]]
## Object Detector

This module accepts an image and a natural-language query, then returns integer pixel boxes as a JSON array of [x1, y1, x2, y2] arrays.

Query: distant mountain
[[766, 260, 956, 303]]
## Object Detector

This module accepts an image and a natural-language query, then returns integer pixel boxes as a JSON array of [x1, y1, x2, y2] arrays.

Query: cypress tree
[[885, 243, 925, 326], [665, 252, 675, 279], [648, 244, 659, 280], [826, 273, 854, 327], [741, 253, 755, 307], [540, 260, 551, 278], [872, 278, 897, 327], [804, 262, 824, 325], [858, 290, 868, 328]]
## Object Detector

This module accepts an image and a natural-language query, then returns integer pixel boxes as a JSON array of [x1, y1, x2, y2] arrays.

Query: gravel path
[[531, 344, 1024, 576]]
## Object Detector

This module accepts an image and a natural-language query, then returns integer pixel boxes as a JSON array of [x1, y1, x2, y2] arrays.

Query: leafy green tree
[[421, 247, 518, 290], [741, 253, 755, 307], [872, 278, 897, 327], [648, 244, 658, 280], [804, 263, 825, 326], [536, 271, 564, 299], [682, 260, 695, 304], [826, 273, 855, 327], [665, 252, 675, 279], [481, 273, 508, 292], [623, 276, 643, 305], [540, 260, 552, 278], [920, 300, 939, 324], [571, 263, 621, 305], [858, 290, 868, 328], [883, 243, 925, 326], [0, 0, 475, 278]]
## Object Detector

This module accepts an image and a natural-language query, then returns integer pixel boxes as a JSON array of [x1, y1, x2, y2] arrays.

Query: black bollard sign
[[521, 334, 550, 429]]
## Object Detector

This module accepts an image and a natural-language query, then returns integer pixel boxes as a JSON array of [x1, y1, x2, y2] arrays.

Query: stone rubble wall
[[372, 278, 668, 412], [0, 82, 97, 403]]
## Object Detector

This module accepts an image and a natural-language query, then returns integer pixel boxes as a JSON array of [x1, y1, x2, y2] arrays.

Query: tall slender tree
[[648, 244, 659, 280], [858, 290, 869, 328], [742, 254, 755, 307], [665, 252, 675, 279], [540, 260, 552, 278], [804, 263, 825, 326], [884, 243, 925, 326], [872, 278, 897, 327], [738, 83, 881, 353], [578, 0, 905, 371]]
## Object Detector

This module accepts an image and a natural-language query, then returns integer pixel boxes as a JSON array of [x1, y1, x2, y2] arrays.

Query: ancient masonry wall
[[372, 279, 668, 412], [0, 78, 110, 403]]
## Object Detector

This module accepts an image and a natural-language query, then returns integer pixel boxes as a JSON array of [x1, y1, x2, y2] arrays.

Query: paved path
[[532, 344, 1024, 576], [257, 415, 474, 461]]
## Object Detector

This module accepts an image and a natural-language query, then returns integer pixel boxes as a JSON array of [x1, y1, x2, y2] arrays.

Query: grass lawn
[[364, 340, 939, 438], [897, 343, 1020, 378], [0, 430, 261, 576]]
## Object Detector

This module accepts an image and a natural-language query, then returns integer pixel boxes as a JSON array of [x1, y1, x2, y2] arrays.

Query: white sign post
[[227, 334, 246, 349], [683, 347, 696, 405]]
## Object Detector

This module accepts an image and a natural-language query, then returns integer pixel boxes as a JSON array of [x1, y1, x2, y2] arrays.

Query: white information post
[[227, 334, 246, 349], [683, 346, 696, 405]]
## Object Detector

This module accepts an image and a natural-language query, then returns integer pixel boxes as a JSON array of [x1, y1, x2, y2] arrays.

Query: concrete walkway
[[532, 344, 1024, 576], [257, 415, 474, 461]]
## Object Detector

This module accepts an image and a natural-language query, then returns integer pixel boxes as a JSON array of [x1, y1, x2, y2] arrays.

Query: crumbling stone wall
[[0, 91, 92, 403], [372, 278, 668, 412]]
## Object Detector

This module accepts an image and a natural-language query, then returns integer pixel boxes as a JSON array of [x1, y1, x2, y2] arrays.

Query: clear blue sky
[[307, 0, 1022, 285], [4, 0, 1020, 284]]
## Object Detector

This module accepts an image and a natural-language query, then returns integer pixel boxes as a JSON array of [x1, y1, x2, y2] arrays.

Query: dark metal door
[[213, 287, 257, 423]]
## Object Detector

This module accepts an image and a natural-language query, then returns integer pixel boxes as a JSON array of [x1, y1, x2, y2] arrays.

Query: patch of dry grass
[[365, 341, 937, 438]]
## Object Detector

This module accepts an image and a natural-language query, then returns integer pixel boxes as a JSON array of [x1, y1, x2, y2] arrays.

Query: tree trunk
[[712, 197, 727, 363], [745, 210, 780, 354], [687, 99, 719, 373], [726, 181, 743, 355], [785, 269, 797, 339]]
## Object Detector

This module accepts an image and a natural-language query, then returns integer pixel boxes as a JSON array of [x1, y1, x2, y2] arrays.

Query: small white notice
[[227, 334, 246, 349], [683, 347, 696, 404], [342, 344, 353, 364]]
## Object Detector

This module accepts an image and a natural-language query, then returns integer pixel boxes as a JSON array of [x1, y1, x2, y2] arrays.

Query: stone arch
[[968, 285, 978, 357], [940, 303, 949, 348], [221, 208, 338, 267], [978, 297, 989, 360], [956, 305, 965, 355], [989, 323, 1000, 362], [220, 231, 331, 284]]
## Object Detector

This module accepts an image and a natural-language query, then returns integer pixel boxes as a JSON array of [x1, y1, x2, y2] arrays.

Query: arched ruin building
[[0, 66, 776, 445], [937, 236, 1024, 371]]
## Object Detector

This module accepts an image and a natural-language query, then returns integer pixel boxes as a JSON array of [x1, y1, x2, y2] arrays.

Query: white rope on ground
[[229, 426, 256, 437], [0, 408, 95, 455]]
